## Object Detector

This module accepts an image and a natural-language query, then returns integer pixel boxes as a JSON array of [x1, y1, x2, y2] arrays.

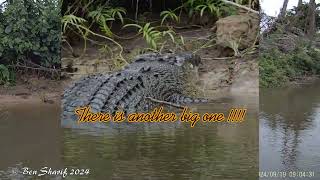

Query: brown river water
[[0, 94, 258, 180], [260, 80, 320, 179], [2, 80, 319, 180]]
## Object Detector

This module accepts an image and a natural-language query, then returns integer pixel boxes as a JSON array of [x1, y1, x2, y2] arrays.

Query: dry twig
[[145, 97, 185, 109], [222, 0, 259, 14]]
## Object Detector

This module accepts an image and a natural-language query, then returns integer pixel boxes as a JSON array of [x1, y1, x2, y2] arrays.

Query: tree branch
[[145, 97, 185, 109], [222, 0, 259, 14]]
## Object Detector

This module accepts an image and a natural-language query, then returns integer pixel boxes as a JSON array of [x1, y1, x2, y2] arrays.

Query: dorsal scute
[[130, 52, 198, 67], [130, 53, 177, 65], [133, 53, 162, 62]]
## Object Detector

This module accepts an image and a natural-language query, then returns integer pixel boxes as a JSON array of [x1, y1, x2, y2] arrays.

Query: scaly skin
[[61, 53, 207, 128]]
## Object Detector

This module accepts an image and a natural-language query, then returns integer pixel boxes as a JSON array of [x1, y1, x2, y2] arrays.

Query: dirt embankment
[[0, 77, 62, 105], [198, 55, 258, 99]]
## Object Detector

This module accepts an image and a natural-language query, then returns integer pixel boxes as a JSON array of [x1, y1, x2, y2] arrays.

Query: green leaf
[[117, 12, 124, 24], [180, 36, 185, 45], [151, 40, 157, 49], [164, 31, 175, 43], [200, 7, 206, 16], [123, 23, 142, 29], [161, 14, 169, 25], [5, 25, 12, 34]]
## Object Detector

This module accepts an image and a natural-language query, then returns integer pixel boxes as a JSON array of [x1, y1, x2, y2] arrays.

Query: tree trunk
[[135, 0, 139, 20], [305, 0, 316, 38], [278, 0, 289, 19], [296, 0, 303, 19]]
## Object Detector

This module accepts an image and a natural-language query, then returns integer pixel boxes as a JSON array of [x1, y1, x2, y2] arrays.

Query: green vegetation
[[0, 64, 14, 84], [0, 0, 60, 85], [260, 46, 320, 87], [123, 23, 176, 50], [183, 0, 237, 18], [61, 0, 255, 66], [259, 2, 320, 88], [160, 9, 180, 25]]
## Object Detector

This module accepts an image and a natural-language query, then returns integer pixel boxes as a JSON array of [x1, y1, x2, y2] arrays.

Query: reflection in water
[[260, 81, 320, 178], [0, 95, 258, 180]]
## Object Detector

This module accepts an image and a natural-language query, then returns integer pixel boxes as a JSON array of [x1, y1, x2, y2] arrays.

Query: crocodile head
[[130, 52, 203, 96], [173, 53, 203, 97], [173, 53, 201, 67]]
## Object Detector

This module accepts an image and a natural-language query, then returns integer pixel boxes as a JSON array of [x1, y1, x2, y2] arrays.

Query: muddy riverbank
[[0, 77, 62, 105]]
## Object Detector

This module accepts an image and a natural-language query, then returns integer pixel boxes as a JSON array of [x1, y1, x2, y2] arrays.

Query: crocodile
[[62, 53, 207, 128]]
